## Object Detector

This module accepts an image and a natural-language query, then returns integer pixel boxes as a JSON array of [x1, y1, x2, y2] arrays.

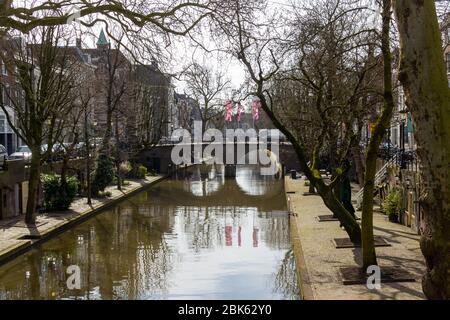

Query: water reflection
[[0, 165, 299, 300]]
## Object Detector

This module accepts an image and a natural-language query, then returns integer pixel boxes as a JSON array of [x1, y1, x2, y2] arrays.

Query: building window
[[0, 113, 13, 134]]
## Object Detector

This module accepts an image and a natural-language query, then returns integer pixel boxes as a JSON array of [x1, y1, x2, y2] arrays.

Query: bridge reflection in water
[[0, 165, 299, 300]]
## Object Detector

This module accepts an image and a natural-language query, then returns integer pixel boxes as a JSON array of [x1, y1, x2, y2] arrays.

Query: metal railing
[[356, 149, 420, 209]]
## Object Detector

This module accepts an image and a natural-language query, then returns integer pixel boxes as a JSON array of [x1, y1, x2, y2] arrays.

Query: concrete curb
[[0, 175, 168, 267], [285, 178, 315, 300]]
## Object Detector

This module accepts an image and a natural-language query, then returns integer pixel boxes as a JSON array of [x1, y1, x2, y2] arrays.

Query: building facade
[[174, 93, 201, 134], [0, 38, 21, 155]]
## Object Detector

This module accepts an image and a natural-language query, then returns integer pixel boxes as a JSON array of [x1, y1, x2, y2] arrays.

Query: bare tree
[[0, 26, 76, 224], [132, 63, 171, 150], [56, 60, 95, 203], [95, 41, 131, 149], [183, 61, 231, 131], [0, 1, 213, 34], [360, 0, 396, 270], [209, 0, 381, 243]]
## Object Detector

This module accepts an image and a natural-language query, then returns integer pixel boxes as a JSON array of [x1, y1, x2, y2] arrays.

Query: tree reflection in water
[[273, 250, 300, 300], [0, 165, 300, 300]]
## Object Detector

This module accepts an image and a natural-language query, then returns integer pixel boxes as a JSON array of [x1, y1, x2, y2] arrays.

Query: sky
[[13, 0, 448, 100], [170, 0, 293, 96]]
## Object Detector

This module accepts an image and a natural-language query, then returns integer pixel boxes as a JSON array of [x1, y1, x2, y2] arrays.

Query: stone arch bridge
[[137, 141, 301, 175]]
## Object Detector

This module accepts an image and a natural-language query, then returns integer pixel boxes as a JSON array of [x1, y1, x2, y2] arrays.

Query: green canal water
[[0, 165, 299, 300]]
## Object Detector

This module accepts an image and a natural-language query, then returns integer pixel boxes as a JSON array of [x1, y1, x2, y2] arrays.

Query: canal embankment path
[[286, 177, 426, 300], [0, 176, 165, 266]]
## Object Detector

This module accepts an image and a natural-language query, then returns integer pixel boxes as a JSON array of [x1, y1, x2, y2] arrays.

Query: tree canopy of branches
[[209, 0, 386, 243], [0, 26, 76, 224], [183, 60, 230, 131], [0, 1, 213, 34]]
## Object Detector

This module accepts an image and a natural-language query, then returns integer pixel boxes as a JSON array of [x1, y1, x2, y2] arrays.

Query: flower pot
[[389, 213, 399, 223]]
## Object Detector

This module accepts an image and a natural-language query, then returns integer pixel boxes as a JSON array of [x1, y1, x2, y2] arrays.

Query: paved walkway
[[286, 177, 426, 300], [0, 176, 164, 265]]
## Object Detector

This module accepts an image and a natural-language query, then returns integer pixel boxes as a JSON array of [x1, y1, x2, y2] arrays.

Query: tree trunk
[[60, 154, 69, 201], [85, 113, 92, 205], [61, 153, 69, 182], [0, 1, 12, 12], [393, 0, 450, 299], [352, 144, 365, 188], [25, 149, 41, 225], [103, 108, 113, 152], [318, 182, 362, 244], [115, 114, 122, 191], [361, 0, 396, 269]]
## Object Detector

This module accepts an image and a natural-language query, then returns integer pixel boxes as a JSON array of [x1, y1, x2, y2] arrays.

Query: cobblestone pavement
[[286, 177, 426, 300]]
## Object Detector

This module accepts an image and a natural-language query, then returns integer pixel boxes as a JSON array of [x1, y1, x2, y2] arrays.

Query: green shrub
[[136, 165, 148, 179], [384, 190, 403, 222], [42, 174, 79, 211], [128, 163, 148, 179], [92, 151, 115, 196]]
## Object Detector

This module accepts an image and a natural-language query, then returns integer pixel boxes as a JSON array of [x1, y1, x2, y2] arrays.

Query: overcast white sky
[[170, 0, 294, 95], [15, 0, 448, 99]]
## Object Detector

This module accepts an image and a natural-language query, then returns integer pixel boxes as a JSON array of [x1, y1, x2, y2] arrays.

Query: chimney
[[76, 38, 82, 49]]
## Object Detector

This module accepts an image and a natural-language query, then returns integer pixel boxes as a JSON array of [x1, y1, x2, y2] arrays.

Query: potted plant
[[384, 190, 403, 223]]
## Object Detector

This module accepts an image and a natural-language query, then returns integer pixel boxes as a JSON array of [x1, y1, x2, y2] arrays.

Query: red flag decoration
[[225, 226, 233, 247], [224, 100, 233, 123], [252, 98, 260, 121], [236, 102, 243, 123], [253, 227, 259, 248]]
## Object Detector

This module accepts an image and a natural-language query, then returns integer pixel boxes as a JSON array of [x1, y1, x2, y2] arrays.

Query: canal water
[[0, 165, 299, 300]]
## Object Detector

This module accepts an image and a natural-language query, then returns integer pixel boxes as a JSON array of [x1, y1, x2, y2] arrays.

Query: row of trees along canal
[[0, 0, 449, 299]]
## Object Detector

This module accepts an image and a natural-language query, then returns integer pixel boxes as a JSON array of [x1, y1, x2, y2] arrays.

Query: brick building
[[0, 36, 23, 155]]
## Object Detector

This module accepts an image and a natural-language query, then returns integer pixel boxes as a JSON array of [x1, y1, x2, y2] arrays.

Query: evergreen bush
[[42, 174, 78, 211], [92, 151, 115, 196]]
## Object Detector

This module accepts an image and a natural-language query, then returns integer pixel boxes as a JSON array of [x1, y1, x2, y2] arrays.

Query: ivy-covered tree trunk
[[393, 0, 450, 299], [361, 0, 395, 269]]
